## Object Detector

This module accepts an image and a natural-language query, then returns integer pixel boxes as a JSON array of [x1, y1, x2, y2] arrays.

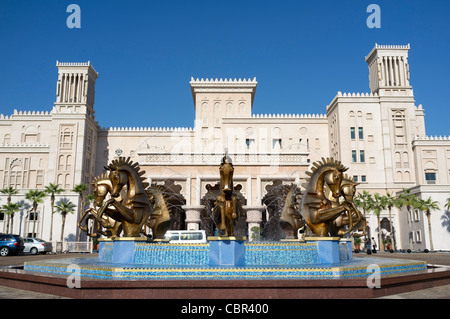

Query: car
[[23, 238, 53, 255], [164, 230, 207, 244], [0, 234, 25, 257]]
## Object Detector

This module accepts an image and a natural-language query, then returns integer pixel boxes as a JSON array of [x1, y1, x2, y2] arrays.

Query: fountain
[[23, 156, 428, 283]]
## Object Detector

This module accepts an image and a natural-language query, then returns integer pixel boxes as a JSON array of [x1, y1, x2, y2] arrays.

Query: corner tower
[[365, 44, 411, 95], [54, 61, 98, 116]]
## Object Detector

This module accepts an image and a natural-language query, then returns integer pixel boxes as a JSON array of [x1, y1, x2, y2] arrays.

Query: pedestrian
[[366, 237, 372, 255], [372, 237, 377, 253]]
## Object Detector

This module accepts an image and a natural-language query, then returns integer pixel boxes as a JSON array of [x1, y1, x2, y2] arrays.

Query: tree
[[54, 198, 76, 242], [44, 183, 65, 241], [445, 197, 450, 211], [73, 184, 88, 240], [368, 193, 386, 251], [354, 191, 372, 242], [1, 202, 22, 233], [0, 187, 19, 233], [384, 192, 397, 250], [84, 194, 96, 208], [416, 197, 440, 251], [396, 189, 419, 251], [25, 190, 47, 238]]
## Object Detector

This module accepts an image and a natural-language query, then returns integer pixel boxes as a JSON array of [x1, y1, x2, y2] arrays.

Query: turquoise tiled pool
[[24, 240, 427, 280]]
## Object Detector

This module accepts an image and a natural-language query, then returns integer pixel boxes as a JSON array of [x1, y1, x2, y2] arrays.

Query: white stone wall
[[0, 46, 449, 250]]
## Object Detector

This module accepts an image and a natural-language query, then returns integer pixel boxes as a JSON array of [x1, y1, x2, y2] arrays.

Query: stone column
[[243, 206, 265, 242], [182, 205, 205, 231]]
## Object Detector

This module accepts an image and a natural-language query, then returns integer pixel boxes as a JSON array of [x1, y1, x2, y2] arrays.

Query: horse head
[[219, 155, 234, 194], [340, 174, 359, 201], [90, 174, 109, 206], [324, 169, 344, 199]]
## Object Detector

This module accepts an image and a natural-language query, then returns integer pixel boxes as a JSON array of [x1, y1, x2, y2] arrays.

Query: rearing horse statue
[[329, 174, 367, 237], [78, 173, 122, 237], [213, 154, 239, 237], [98, 157, 153, 237], [300, 157, 350, 237]]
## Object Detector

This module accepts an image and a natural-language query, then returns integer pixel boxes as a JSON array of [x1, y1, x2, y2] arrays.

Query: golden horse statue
[[279, 185, 305, 239], [78, 159, 173, 239], [146, 185, 172, 239], [97, 157, 153, 237], [329, 174, 367, 237], [78, 173, 122, 237], [213, 155, 240, 237], [300, 157, 361, 237]]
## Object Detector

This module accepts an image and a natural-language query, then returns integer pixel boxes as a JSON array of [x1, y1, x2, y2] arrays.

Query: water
[[24, 241, 427, 281]]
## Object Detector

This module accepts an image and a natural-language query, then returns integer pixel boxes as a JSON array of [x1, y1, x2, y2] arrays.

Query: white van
[[164, 230, 207, 244]]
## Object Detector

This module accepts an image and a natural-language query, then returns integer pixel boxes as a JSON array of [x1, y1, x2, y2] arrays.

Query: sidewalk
[[0, 285, 71, 299]]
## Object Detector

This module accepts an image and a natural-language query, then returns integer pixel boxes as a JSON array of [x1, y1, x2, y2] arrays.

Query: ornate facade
[[1, 45, 449, 250]]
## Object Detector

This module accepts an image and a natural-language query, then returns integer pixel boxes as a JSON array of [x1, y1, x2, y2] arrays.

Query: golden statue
[[279, 185, 305, 239], [300, 157, 363, 237], [146, 185, 172, 239], [78, 173, 122, 237], [78, 157, 173, 239], [212, 154, 240, 237], [333, 174, 367, 237]]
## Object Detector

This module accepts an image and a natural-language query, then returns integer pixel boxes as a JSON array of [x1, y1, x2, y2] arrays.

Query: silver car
[[23, 238, 53, 255]]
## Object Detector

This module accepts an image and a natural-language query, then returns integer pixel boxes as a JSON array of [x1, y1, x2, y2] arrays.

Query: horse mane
[[301, 157, 348, 189], [341, 173, 360, 187], [104, 157, 149, 189], [91, 172, 109, 186]]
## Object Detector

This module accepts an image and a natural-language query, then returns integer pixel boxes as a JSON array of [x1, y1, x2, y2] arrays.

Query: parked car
[[23, 238, 53, 255], [0, 234, 25, 256]]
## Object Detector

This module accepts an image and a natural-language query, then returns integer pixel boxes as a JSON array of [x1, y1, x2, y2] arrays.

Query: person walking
[[366, 237, 372, 255], [372, 237, 377, 253]]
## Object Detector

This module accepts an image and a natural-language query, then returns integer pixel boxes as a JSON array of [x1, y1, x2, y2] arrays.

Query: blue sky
[[0, 0, 449, 136]]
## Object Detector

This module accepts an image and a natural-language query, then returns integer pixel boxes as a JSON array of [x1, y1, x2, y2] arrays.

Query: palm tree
[[354, 191, 372, 243], [368, 193, 386, 251], [44, 183, 65, 241], [395, 188, 419, 250], [25, 190, 47, 238], [416, 197, 440, 251], [54, 198, 76, 242], [84, 194, 96, 208], [73, 184, 88, 240], [1, 202, 22, 233], [384, 192, 397, 250], [0, 186, 19, 233], [445, 197, 450, 211]]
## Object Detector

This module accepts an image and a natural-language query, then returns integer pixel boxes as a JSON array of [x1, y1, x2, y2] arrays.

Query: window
[[272, 139, 282, 150], [358, 127, 364, 140], [361, 175, 367, 182], [416, 231, 422, 243], [425, 172, 436, 185], [350, 127, 355, 140], [352, 150, 357, 162], [414, 209, 420, 221], [360, 150, 365, 162], [246, 139, 255, 149], [353, 176, 358, 182]]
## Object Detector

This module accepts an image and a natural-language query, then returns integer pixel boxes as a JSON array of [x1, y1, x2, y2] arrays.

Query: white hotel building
[[0, 44, 449, 251]]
